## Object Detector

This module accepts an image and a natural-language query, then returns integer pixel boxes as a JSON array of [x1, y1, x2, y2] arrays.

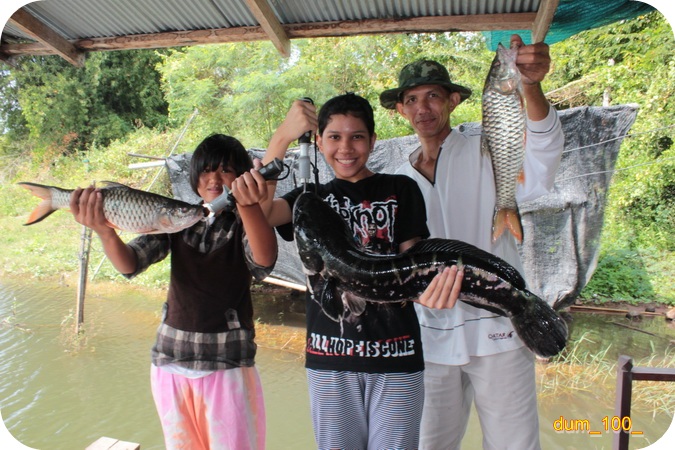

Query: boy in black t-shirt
[[252, 93, 461, 448]]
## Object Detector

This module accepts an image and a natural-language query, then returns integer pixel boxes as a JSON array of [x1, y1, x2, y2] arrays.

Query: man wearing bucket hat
[[381, 34, 564, 450]]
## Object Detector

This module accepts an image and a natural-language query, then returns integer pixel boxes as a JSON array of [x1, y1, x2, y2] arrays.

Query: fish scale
[[293, 192, 568, 358], [482, 43, 527, 243], [18, 181, 205, 234]]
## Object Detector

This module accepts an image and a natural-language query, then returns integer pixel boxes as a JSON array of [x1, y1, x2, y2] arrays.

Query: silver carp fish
[[293, 192, 568, 358], [19, 181, 205, 234], [482, 42, 526, 243]]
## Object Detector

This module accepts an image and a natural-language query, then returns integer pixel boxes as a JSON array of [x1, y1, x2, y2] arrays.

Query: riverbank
[[2, 269, 673, 356]]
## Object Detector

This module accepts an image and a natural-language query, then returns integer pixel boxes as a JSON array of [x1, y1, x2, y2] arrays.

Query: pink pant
[[151, 365, 265, 450]]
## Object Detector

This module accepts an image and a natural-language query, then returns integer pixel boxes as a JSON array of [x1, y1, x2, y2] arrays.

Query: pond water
[[0, 278, 672, 449]]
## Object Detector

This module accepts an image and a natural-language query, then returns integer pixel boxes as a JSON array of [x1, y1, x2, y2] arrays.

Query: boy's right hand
[[276, 99, 318, 147], [231, 159, 269, 207]]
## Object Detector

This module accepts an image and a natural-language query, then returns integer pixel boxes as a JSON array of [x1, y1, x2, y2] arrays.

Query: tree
[[7, 49, 169, 156], [157, 33, 493, 147]]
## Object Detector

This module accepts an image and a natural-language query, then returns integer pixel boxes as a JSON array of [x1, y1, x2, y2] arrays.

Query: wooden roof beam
[[8, 8, 85, 66], [0, 13, 538, 56], [532, 0, 560, 43], [245, 0, 290, 57]]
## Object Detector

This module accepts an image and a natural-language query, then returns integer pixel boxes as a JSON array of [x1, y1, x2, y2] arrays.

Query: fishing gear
[[297, 97, 314, 192], [203, 157, 284, 218]]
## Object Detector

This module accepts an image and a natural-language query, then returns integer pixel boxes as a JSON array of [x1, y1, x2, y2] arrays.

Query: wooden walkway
[[86, 437, 140, 450]]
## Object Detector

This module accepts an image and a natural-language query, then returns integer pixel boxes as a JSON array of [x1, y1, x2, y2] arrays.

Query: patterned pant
[[307, 369, 424, 449], [151, 365, 265, 450]]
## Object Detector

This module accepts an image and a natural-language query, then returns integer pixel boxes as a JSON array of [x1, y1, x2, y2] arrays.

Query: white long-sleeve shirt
[[397, 106, 564, 365]]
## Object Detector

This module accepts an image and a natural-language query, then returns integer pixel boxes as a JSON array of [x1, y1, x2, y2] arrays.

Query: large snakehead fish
[[482, 42, 527, 243], [293, 192, 568, 358]]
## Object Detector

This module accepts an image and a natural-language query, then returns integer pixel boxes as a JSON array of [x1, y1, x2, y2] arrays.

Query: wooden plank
[[245, 0, 290, 57], [569, 305, 663, 316], [263, 276, 307, 292], [8, 8, 85, 66], [0, 13, 537, 56], [632, 366, 675, 382], [532, 0, 560, 43], [86, 436, 140, 450]]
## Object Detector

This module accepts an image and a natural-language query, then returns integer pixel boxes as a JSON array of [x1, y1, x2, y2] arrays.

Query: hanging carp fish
[[293, 192, 568, 358], [482, 42, 527, 243], [18, 181, 205, 234]]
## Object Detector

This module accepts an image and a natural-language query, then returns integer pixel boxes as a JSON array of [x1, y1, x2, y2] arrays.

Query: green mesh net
[[484, 0, 656, 50]]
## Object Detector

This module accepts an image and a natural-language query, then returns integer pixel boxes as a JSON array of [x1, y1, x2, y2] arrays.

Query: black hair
[[318, 93, 375, 137], [189, 134, 252, 195]]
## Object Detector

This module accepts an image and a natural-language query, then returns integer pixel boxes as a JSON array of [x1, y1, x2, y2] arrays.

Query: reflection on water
[[0, 280, 313, 450], [0, 278, 672, 449]]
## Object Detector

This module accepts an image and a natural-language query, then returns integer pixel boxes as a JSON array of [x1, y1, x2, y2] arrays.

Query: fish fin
[[460, 297, 507, 317], [105, 220, 123, 231], [492, 208, 523, 243], [342, 291, 367, 317], [18, 182, 59, 225], [509, 291, 569, 358], [309, 275, 343, 322], [407, 238, 526, 289], [480, 133, 491, 158], [517, 168, 525, 185], [99, 181, 129, 188]]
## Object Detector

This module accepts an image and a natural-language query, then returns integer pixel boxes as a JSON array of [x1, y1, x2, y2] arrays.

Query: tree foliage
[[547, 12, 674, 300], [157, 33, 492, 147], [2, 50, 168, 157], [1, 11, 673, 301]]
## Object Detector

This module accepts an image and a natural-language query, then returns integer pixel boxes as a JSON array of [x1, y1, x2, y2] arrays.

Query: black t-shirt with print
[[282, 173, 429, 373]]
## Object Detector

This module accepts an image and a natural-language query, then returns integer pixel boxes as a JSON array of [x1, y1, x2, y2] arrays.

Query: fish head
[[293, 193, 333, 273], [485, 43, 521, 96], [156, 204, 204, 233]]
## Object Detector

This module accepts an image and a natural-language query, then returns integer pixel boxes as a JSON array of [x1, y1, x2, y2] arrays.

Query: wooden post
[[613, 355, 633, 450], [75, 224, 93, 334]]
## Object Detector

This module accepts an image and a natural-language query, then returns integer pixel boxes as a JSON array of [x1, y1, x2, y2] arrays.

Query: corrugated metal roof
[[4, 0, 540, 42], [0, 0, 657, 63]]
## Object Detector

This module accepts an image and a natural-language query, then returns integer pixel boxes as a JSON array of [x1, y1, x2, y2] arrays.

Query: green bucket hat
[[379, 60, 472, 110]]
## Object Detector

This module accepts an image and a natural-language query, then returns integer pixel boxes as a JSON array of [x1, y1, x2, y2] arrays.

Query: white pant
[[420, 347, 540, 450]]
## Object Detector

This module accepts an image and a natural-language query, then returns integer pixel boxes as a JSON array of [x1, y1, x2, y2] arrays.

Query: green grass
[[537, 332, 675, 415]]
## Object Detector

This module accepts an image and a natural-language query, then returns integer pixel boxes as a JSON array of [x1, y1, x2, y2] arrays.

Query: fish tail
[[18, 182, 61, 225], [492, 208, 523, 243], [510, 293, 569, 358]]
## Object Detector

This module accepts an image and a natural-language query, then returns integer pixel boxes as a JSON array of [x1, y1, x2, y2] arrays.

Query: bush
[[581, 248, 655, 303]]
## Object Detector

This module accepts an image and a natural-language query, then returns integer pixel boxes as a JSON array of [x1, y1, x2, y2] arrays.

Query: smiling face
[[396, 84, 460, 141], [196, 164, 237, 203], [317, 114, 376, 183]]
